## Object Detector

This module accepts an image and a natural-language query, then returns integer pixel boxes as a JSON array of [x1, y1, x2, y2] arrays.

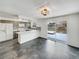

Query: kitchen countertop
[[16, 30, 38, 34]]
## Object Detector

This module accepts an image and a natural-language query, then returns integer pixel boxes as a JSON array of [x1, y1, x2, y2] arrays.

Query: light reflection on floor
[[47, 33, 68, 43]]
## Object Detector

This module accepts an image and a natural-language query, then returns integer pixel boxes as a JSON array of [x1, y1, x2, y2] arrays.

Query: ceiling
[[0, 0, 79, 19]]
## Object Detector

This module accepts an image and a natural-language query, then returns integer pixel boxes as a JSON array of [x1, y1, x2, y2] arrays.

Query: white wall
[[47, 16, 68, 24], [67, 13, 79, 48], [32, 19, 48, 38], [34, 19, 48, 38]]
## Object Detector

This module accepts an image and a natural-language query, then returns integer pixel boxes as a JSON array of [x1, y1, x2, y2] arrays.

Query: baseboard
[[68, 45, 79, 49], [37, 37, 47, 40], [0, 39, 16, 43]]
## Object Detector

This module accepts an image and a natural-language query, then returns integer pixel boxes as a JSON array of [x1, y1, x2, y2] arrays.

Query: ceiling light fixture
[[40, 6, 49, 16]]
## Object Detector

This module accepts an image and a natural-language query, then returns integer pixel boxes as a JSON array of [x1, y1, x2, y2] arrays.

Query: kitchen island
[[16, 30, 40, 44]]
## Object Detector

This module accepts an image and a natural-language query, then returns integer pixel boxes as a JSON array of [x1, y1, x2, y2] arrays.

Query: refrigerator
[[0, 23, 13, 42]]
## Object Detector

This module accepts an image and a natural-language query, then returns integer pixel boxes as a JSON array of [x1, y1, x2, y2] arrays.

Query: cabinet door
[[6, 23, 13, 40], [0, 31, 6, 42], [0, 23, 6, 30]]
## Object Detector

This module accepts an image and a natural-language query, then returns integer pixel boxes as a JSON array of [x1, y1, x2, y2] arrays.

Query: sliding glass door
[[47, 21, 68, 43]]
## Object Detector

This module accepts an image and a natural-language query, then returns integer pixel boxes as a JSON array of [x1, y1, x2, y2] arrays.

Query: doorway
[[47, 20, 68, 44]]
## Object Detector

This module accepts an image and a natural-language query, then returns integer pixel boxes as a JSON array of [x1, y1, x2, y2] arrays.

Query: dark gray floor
[[0, 38, 79, 59]]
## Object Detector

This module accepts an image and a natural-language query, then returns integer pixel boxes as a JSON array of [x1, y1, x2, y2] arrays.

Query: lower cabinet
[[18, 30, 40, 44]]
